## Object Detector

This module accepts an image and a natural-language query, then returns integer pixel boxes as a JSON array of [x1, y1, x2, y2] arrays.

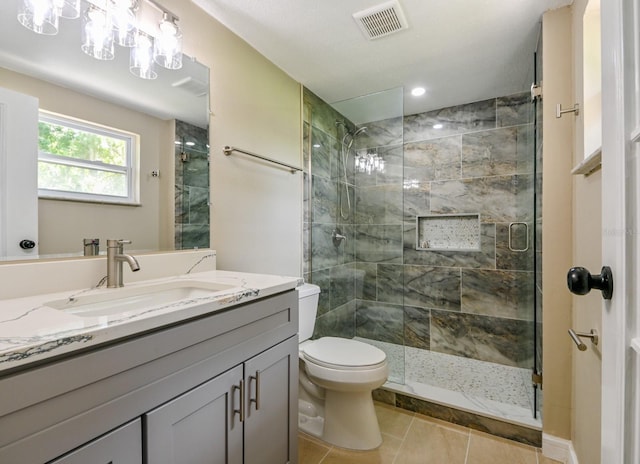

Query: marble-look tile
[[311, 223, 343, 271], [394, 394, 541, 447], [373, 389, 397, 406], [355, 183, 404, 225], [404, 222, 496, 269], [179, 224, 210, 249], [357, 336, 406, 383], [355, 225, 404, 264], [461, 269, 534, 321], [375, 144, 404, 186], [430, 174, 534, 223], [403, 265, 461, 311], [404, 306, 430, 350], [311, 175, 337, 224], [466, 430, 537, 464], [174, 183, 186, 224], [310, 268, 331, 317], [355, 300, 404, 344], [309, 127, 334, 180], [183, 156, 209, 190], [303, 121, 310, 172], [402, 182, 431, 221], [404, 98, 497, 142], [304, 87, 353, 140], [495, 222, 534, 271], [430, 310, 534, 368], [187, 186, 209, 224], [496, 92, 532, 128], [354, 116, 403, 148], [461, 127, 518, 178], [404, 136, 462, 182], [329, 263, 355, 310], [355, 262, 377, 300], [394, 414, 469, 464], [332, 140, 355, 187], [376, 264, 404, 304], [516, 124, 535, 175], [313, 300, 356, 339]]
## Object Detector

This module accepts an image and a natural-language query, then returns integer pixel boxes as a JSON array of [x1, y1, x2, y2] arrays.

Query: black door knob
[[19, 239, 36, 250], [567, 266, 613, 300]]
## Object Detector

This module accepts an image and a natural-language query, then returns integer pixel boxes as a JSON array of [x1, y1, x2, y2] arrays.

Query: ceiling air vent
[[353, 0, 409, 40]]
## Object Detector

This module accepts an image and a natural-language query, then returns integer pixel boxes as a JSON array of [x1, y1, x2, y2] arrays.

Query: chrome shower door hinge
[[532, 370, 543, 388], [531, 83, 542, 102]]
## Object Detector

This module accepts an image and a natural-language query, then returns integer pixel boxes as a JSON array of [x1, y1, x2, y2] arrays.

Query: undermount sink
[[44, 280, 237, 318]]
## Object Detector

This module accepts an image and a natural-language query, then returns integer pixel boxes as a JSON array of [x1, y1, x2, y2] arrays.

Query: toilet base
[[321, 390, 382, 450]]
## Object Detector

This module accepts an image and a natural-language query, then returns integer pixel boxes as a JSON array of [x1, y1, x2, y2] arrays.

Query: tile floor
[[298, 402, 561, 464]]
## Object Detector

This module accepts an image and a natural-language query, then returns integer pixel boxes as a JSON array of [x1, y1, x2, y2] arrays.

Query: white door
[[600, 0, 640, 462], [0, 87, 39, 259]]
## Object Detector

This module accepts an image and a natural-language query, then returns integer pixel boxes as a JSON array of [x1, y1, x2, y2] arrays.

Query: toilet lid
[[303, 337, 386, 368]]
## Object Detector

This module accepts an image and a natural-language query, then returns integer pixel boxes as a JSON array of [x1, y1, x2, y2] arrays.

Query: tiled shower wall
[[303, 89, 536, 371], [303, 89, 359, 338], [175, 120, 210, 250]]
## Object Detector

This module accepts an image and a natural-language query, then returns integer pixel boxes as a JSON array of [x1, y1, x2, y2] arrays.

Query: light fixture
[[111, 0, 138, 47], [433, 123, 443, 129], [411, 87, 426, 97], [81, 3, 115, 60], [16, 0, 186, 80], [129, 30, 156, 79], [53, 0, 80, 19], [154, 12, 182, 69], [355, 149, 385, 175], [18, 0, 59, 35]]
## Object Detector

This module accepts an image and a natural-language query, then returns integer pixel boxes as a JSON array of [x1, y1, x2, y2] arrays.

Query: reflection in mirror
[[0, 0, 210, 261]]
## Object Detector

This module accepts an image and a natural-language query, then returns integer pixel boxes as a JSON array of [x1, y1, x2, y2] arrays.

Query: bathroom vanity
[[0, 269, 300, 464]]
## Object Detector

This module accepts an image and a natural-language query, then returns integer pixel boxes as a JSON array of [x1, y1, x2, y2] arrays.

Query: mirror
[[0, 0, 210, 261]]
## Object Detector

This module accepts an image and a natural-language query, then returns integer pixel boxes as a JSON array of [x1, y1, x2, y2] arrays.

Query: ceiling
[[193, 0, 573, 117]]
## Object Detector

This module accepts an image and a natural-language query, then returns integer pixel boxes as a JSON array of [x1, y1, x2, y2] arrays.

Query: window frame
[[37, 111, 140, 205]]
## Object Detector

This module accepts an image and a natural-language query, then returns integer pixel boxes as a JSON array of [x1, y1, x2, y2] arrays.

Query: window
[[37, 111, 139, 204]]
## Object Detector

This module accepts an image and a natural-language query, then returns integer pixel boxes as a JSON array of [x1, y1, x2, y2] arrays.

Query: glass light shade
[[130, 31, 157, 79], [153, 14, 182, 70], [81, 5, 114, 60], [18, 0, 59, 35], [111, 0, 137, 47], [53, 0, 80, 19]]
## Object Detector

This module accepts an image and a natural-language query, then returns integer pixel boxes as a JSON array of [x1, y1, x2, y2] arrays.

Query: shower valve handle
[[567, 266, 613, 300]]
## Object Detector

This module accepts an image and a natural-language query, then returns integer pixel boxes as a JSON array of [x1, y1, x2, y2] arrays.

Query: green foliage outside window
[[37, 119, 132, 199]]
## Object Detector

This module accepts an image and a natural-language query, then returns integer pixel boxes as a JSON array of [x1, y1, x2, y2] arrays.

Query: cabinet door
[[244, 336, 298, 464], [48, 419, 142, 464], [145, 365, 244, 464]]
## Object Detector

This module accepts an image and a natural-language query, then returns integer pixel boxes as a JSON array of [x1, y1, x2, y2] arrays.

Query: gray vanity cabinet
[[145, 336, 297, 464], [0, 290, 298, 464]]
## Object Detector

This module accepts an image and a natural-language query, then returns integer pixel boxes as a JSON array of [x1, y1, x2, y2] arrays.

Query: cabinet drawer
[[47, 419, 141, 464]]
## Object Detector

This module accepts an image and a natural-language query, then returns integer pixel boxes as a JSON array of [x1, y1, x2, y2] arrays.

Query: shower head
[[352, 126, 367, 137]]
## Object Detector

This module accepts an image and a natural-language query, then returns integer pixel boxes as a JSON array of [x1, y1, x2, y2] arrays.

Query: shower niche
[[415, 213, 481, 251]]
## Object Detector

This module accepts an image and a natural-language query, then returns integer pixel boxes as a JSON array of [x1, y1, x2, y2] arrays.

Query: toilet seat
[[302, 337, 386, 370]]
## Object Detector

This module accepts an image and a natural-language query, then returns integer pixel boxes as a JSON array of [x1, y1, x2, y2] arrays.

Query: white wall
[[162, 0, 303, 277]]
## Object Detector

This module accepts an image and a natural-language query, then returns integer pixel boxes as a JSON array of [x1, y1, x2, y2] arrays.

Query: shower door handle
[[508, 222, 529, 252], [567, 266, 613, 300]]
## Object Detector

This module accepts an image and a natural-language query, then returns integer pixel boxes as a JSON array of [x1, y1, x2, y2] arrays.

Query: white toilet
[[297, 283, 389, 450]]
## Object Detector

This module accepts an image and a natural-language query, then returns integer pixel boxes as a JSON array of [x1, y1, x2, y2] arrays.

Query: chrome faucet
[[106, 239, 141, 288]]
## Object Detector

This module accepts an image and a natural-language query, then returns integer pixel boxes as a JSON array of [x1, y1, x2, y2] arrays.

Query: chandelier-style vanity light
[[17, 0, 183, 79]]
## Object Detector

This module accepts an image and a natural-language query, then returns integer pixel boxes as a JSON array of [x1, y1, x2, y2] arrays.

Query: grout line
[[316, 444, 332, 464], [391, 414, 416, 464], [464, 429, 472, 464]]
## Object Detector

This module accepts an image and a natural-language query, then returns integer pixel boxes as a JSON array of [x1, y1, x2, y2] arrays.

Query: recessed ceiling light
[[313, 143, 321, 148], [186, 141, 196, 146], [411, 87, 426, 97], [433, 124, 444, 129]]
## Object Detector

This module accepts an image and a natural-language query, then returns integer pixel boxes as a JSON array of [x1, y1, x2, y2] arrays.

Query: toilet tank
[[297, 283, 320, 342]]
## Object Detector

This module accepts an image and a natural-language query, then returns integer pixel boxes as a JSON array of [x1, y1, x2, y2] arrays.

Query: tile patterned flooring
[[299, 403, 560, 464]]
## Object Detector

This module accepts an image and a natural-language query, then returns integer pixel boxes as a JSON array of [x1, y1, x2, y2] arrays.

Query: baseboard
[[542, 433, 579, 464]]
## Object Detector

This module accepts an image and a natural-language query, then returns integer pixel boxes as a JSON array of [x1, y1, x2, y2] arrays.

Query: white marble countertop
[[0, 270, 301, 374]]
